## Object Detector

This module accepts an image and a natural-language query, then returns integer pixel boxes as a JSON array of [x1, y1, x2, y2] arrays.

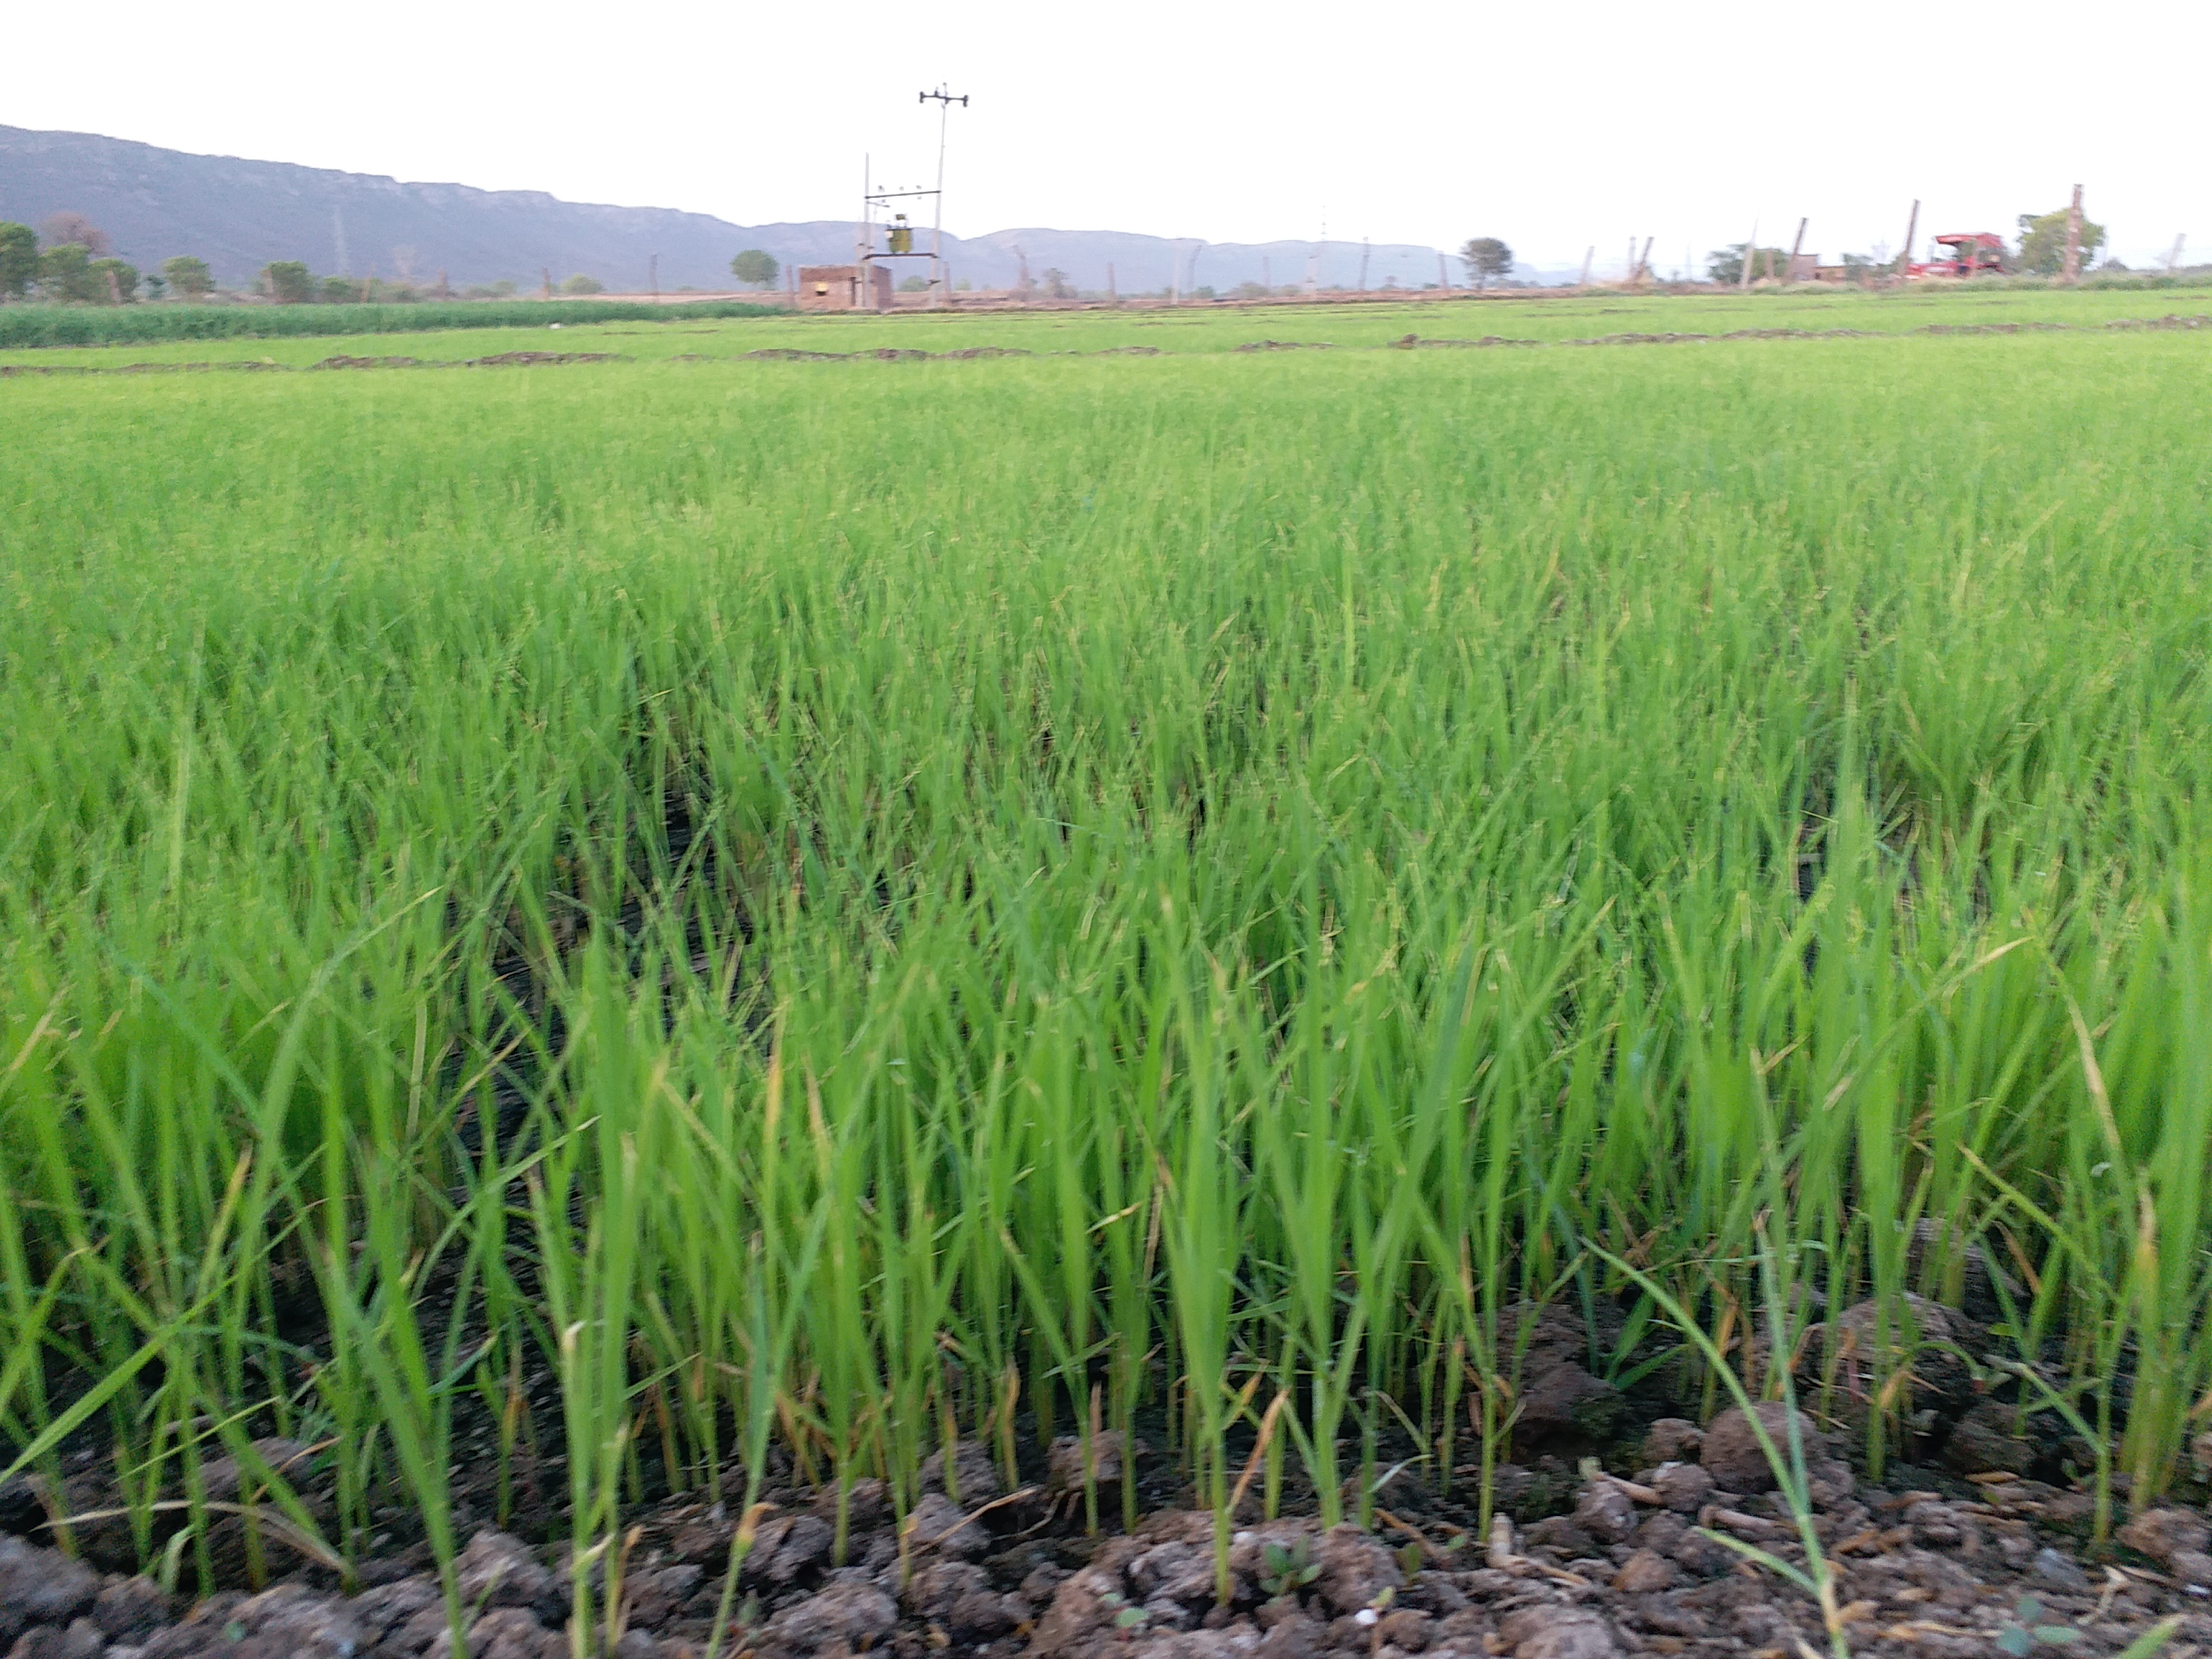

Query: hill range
[[0, 125, 1555, 295]]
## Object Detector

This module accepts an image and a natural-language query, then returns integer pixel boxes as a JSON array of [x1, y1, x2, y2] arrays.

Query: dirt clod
[[762, 1576, 897, 1654], [0, 1537, 100, 1646], [454, 1530, 556, 1615], [2118, 1506, 2210, 1565], [1698, 1401, 1815, 1492], [1497, 1605, 1618, 1659], [1571, 1480, 1635, 1544]]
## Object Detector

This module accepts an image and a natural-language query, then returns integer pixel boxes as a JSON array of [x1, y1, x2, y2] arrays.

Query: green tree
[[321, 275, 361, 304], [1460, 236, 1514, 287], [262, 261, 314, 303], [560, 273, 604, 294], [38, 243, 99, 303], [1040, 268, 1073, 300], [88, 258, 142, 304], [162, 255, 214, 299], [0, 222, 37, 300], [2016, 209, 2106, 276], [731, 249, 779, 289], [1706, 243, 1790, 285]]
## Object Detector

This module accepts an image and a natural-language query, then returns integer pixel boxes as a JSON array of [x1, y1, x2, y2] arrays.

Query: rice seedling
[[0, 316, 2207, 1630]]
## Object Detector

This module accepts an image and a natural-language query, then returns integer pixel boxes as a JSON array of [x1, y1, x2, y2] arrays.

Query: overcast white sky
[[9, 0, 2207, 273]]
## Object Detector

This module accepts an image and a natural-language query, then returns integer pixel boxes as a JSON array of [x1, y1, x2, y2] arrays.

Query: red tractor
[[1909, 232, 2007, 279]]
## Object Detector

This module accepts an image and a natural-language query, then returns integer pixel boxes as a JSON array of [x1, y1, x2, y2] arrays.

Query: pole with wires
[[920, 86, 969, 307]]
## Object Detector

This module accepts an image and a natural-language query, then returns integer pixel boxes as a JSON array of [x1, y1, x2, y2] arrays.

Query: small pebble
[[2032, 1545, 2090, 1591]]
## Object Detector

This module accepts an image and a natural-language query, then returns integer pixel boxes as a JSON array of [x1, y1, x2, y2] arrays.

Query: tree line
[[0, 212, 619, 306]]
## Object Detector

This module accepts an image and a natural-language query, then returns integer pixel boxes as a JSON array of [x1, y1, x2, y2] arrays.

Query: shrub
[[161, 256, 214, 300]]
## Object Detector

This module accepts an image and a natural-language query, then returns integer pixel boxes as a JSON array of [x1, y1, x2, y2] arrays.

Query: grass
[[1, 312, 2209, 1620]]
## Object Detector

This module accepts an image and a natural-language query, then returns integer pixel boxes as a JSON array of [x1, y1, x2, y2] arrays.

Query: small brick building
[[797, 264, 893, 312]]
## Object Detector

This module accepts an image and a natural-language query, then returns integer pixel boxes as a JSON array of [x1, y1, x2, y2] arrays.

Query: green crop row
[[0, 298, 783, 349], [1, 330, 2207, 1636]]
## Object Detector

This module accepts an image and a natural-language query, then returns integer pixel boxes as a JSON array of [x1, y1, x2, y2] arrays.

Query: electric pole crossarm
[[920, 85, 970, 307]]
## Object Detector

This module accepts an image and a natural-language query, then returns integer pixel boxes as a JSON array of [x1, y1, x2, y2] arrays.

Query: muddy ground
[[5, 1397, 2209, 1659]]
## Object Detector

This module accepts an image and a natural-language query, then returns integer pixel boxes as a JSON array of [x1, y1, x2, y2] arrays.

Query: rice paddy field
[[3, 287, 2210, 1639]]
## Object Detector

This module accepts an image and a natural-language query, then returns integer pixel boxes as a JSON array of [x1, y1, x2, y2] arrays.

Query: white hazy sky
[[9, 0, 2207, 273]]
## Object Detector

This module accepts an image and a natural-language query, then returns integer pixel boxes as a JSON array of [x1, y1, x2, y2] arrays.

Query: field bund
[[1, 290, 2209, 1637]]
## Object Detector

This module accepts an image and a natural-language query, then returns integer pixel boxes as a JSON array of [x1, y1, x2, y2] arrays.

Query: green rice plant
[[0, 311, 2207, 1629]]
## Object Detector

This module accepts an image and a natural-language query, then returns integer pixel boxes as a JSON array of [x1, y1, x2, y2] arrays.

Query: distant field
[[3, 283, 2209, 371], [3, 302, 2208, 1628]]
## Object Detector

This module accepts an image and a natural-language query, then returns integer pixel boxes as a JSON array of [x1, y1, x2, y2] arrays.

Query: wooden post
[[1787, 217, 1807, 283], [1738, 218, 1759, 291], [1898, 200, 1919, 283], [1578, 245, 1595, 293], [2063, 183, 2083, 283]]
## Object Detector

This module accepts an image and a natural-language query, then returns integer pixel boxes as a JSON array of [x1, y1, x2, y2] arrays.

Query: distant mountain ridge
[[0, 125, 1517, 295]]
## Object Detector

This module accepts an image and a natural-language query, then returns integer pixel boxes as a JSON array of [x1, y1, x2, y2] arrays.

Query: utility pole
[[2063, 183, 2084, 283], [1107, 262, 1117, 305], [1739, 217, 1759, 291], [1787, 216, 1807, 283], [1358, 237, 1370, 292], [1898, 200, 1919, 283], [919, 86, 969, 306], [1437, 250, 1448, 291], [1578, 245, 1594, 292]]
